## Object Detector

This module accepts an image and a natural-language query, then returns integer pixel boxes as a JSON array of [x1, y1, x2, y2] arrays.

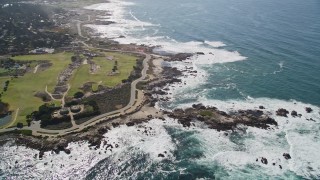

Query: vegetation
[[30, 103, 71, 128], [15, 129, 32, 136], [200, 110, 213, 117], [1, 52, 73, 126], [0, 2, 71, 55], [42, 121, 72, 130], [68, 52, 137, 96], [74, 91, 84, 99], [73, 100, 100, 122], [85, 83, 131, 114]]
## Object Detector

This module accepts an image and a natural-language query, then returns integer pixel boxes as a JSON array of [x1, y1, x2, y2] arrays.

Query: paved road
[[0, 51, 151, 136], [0, 19, 152, 136]]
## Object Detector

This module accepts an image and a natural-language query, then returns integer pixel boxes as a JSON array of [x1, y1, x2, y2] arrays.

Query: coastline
[[0, 0, 318, 157], [1, 0, 320, 179]]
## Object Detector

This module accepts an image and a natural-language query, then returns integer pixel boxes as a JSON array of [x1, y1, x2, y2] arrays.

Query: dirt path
[[5, 108, 20, 128], [33, 65, 39, 73], [61, 84, 70, 107], [45, 85, 56, 100]]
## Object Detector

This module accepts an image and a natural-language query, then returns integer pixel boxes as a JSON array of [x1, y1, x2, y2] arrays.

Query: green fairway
[[1, 52, 73, 127], [68, 52, 137, 96]]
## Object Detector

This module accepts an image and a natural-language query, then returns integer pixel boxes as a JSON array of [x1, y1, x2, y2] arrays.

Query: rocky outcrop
[[291, 110, 298, 117], [283, 153, 291, 160], [158, 153, 165, 158], [305, 107, 313, 113], [261, 157, 268, 164], [166, 53, 193, 62], [276, 108, 289, 117], [167, 104, 277, 131]]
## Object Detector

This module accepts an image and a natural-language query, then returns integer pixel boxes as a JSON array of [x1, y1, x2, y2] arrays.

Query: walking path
[[5, 108, 20, 128], [0, 51, 151, 136], [33, 65, 39, 73], [0, 19, 152, 136]]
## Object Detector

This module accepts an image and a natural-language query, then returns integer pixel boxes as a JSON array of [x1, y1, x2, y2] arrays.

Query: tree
[[74, 91, 84, 99], [16, 123, 23, 129], [112, 65, 118, 72]]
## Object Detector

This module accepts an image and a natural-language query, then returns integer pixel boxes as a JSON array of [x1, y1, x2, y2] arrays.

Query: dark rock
[[88, 137, 101, 148], [196, 115, 205, 121], [272, 163, 276, 166], [168, 105, 277, 131], [126, 122, 135, 126], [196, 52, 205, 55], [283, 153, 291, 160], [218, 111, 228, 116], [192, 103, 206, 110], [259, 106, 265, 109], [306, 107, 313, 113], [276, 108, 289, 117], [98, 127, 108, 134], [106, 144, 113, 149], [39, 150, 45, 159], [291, 111, 298, 117], [112, 123, 120, 128], [64, 149, 71, 154], [166, 53, 193, 62], [261, 157, 268, 164], [279, 165, 282, 169], [153, 90, 167, 95], [158, 153, 165, 158]]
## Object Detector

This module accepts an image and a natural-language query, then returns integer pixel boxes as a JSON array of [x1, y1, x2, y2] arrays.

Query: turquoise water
[[84, 0, 320, 179], [128, 0, 320, 105], [1, 0, 320, 179]]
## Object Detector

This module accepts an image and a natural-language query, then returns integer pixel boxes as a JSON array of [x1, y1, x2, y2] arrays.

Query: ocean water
[[1, 0, 320, 179]]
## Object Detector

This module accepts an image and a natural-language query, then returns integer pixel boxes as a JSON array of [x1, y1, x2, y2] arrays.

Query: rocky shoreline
[[0, 51, 316, 160]]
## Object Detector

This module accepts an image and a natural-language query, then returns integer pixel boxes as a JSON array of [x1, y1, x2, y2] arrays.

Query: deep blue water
[[129, 0, 320, 105], [1, 0, 320, 179]]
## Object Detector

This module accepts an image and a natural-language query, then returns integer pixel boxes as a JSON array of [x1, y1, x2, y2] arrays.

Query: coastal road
[[0, 18, 152, 136], [0, 51, 151, 136]]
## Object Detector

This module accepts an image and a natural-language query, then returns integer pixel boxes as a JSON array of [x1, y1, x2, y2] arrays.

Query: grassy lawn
[[68, 52, 137, 96], [0, 77, 10, 88], [1, 52, 73, 127]]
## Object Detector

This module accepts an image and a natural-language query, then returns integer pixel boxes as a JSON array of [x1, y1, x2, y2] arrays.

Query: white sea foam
[[204, 41, 226, 48], [84, 1, 247, 103], [171, 97, 320, 178], [84, 1, 246, 66], [0, 119, 181, 178], [1, 100, 318, 178], [2, 4, 11, 8]]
